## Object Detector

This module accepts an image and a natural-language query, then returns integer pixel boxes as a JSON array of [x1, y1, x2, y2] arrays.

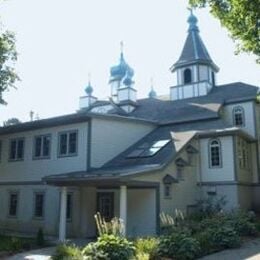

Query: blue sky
[[0, 0, 259, 123]]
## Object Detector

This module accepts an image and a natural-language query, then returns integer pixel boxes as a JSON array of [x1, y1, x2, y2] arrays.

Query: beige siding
[[0, 122, 89, 182], [91, 118, 155, 167], [200, 136, 235, 182], [133, 140, 200, 215]]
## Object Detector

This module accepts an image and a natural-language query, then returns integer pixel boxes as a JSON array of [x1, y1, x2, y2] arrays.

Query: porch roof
[[43, 164, 161, 187]]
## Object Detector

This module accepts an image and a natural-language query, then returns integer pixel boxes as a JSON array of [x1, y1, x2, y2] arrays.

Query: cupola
[[79, 76, 97, 110], [109, 42, 137, 112], [170, 10, 219, 101]]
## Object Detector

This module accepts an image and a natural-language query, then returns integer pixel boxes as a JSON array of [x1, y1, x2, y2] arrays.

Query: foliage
[[95, 212, 124, 237], [196, 195, 227, 218], [52, 243, 83, 260], [157, 230, 201, 260], [3, 117, 21, 126], [83, 234, 135, 260], [160, 210, 185, 234], [0, 235, 35, 252], [134, 237, 159, 259], [82, 242, 108, 260], [36, 228, 45, 246], [189, 0, 260, 63], [0, 30, 19, 104]]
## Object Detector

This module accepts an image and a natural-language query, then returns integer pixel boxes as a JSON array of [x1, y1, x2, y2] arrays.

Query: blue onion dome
[[187, 10, 199, 32], [110, 51, 135, 81], [85, 81, 93, 95], [123, 70, 134, 86], [149, 87, 157, 98]]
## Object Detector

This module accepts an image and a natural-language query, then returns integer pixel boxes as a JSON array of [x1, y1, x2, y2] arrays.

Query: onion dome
[[85, 81, 93, 96], [187, 10, 199, 32], [148, 80, 157, 98], [110, 50, 134, 84]]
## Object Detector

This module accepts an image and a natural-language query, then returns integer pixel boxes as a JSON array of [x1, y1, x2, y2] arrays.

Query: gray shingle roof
[[125, 82, 258, 124], [170, 13, 219, 71]]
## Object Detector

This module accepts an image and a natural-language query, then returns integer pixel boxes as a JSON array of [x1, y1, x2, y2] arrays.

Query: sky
[[0, 0, 259, 124]]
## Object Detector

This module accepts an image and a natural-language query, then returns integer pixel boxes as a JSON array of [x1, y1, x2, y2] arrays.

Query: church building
[[0, 12, 259, 241]]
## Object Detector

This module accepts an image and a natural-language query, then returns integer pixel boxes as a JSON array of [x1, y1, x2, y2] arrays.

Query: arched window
[[183, 68, 192, 84], [233, 106, 245, 127], [209, 139, 222, 168]]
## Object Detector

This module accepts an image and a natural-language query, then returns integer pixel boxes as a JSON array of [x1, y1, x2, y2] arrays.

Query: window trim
[[208, 138, 222, 169], [164, 183, 172, 199], [8, 191, 19, 218], [33, 134, 52, 160], [183, 68, 192, 84], [8, 137, 25, 162], [33, 191, 45, 219], [233, 106, 245, 127], [57, 130, 78, 158]]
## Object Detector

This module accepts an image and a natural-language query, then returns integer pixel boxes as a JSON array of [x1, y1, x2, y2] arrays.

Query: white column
[[59, 186, 67, 242], [120, 185, 127, 236]]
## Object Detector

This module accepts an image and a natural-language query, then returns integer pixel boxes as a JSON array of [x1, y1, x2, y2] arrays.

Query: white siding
[[91, 118, 154, 167], [0, 122, 89, 182], [223, 102, 256, 137], [200, 136, 235, 182]]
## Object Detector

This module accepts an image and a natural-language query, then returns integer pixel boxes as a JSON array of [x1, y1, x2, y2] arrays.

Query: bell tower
[[170, 10, 219, 100]]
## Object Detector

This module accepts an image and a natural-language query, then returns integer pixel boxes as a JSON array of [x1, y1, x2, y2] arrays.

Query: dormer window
[[233, 106, 245, 127], [184, 68, 192, 84]]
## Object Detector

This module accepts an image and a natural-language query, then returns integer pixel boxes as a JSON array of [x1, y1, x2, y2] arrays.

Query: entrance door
[[97, 192, 114, 221]]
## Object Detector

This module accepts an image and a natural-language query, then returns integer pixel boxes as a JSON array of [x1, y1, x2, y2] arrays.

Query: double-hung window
[[58, 130, 78, 157], [34, 192, 45, 218], [233, 106, 245, 127], [9, 192, 18, 217], [9, 138, 25, 161], [34, 135, 51, 159]]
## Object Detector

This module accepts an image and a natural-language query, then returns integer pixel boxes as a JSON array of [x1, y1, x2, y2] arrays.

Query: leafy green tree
[[189, 0, 260, 63], [0, 29, 19, 104]]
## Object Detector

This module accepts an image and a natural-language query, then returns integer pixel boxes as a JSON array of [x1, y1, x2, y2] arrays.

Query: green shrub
[[36, 228, 45, 246], [7, 237, 23, 252], [83, 242, 108, 259], [157, 231, 200, 260], [135, 237, 159, 259], [226, 210, 257, 236], [83, 234, 135, 260], [52, 243, 83, 260]]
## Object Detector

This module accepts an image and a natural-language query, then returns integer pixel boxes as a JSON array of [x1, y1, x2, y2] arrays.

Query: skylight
[[126, 139, 171, 158]]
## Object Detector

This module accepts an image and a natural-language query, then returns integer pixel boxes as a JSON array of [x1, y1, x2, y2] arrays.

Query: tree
[[189, 0, 260, 63], [0, 29, 19, 104], [3, 117, 21, 126]]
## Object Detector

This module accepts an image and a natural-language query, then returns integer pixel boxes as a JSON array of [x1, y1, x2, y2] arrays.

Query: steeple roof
[[171, 11, 219, 72]]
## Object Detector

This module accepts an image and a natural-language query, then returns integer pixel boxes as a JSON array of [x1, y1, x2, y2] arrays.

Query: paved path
[[7, 247, 55, 260], [200, 238, 260, 260]]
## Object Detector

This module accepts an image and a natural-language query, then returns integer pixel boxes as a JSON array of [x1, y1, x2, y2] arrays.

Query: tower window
[[211, 72, 215, 86], [209, 139, 222, 168], [233, 106, 245, 127], [183, 68, 192, 84]]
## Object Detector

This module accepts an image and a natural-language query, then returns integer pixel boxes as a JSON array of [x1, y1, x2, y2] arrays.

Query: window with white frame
[[9, 138, 25, 161], [58, 130, 78, 157], [183, 68, 192, 84], [34, 135, 51, 159], [9, 192, 18, 217], [209, 139, 222, 168], [238, 138, 249, 169], [233, 106, 245, 127], [34, 192, 45, 218]]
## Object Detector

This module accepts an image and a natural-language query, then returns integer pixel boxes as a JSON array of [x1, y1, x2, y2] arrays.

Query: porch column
[[59, 186, 67, 242], [120, 185, 127, 236]]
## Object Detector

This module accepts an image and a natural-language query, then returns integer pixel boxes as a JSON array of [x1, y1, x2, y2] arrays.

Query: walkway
[[200, 238, 260, 260], [7, 247, 55, 260]]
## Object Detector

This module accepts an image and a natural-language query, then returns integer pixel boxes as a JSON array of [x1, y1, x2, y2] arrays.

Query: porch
[[44, 173, 160, 241]]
